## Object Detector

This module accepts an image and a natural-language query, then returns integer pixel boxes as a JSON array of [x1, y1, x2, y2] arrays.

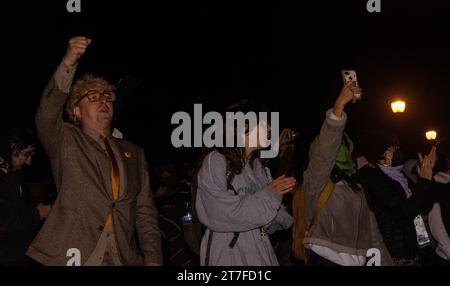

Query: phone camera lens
[[288, 131, 300, 140]]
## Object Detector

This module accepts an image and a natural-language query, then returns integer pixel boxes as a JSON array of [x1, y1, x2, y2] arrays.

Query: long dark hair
[[215, 99, 272, 176], [0, 127, 36, 170]]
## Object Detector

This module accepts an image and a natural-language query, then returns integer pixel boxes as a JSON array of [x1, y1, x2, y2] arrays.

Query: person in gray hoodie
[[302, 82, 393, 266], [427, 144, 450, 265], [195, 101, 296, 266]]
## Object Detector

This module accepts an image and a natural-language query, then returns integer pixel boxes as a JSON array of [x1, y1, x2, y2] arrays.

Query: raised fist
[[62, 36, 91, 67]]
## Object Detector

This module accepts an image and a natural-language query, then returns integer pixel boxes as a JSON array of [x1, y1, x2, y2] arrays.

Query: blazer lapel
[[80, 131, 115, 201]]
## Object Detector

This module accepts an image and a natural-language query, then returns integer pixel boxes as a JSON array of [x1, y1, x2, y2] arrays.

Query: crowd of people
[[1, 36, 449, 266]]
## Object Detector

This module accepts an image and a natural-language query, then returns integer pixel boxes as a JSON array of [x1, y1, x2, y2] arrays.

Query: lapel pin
[[124, 151, 132, 158]]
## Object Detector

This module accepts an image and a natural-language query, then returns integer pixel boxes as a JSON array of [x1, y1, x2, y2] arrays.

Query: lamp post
[[391, 100, 406, 113], [389, 100, 407, 145], [425, 130, 437, 141]]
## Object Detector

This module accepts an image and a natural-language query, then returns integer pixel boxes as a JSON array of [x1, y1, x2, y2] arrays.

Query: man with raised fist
[[27, 36, 162, 266]]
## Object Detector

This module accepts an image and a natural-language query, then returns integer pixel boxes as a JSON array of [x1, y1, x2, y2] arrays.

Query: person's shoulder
[[359, 164, 380, 175], [117, 139, 143, 154], [65, 122, 79, 132], [200, 150, 226, 173], [205, 150, 226, 164], [110, 138, 146, 162], [63, 122, 85, 139], [118, 138, 138, 148]]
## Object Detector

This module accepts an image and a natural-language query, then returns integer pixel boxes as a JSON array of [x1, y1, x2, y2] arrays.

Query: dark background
[[1, 0, 449, 180]]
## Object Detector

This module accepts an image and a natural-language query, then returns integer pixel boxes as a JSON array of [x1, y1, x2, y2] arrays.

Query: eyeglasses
[[76, 89, 116, 104]]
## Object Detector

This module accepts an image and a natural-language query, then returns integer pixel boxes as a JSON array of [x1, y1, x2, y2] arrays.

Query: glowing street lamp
[[425, 130, 437, 141], [391, 101, 406, 113]]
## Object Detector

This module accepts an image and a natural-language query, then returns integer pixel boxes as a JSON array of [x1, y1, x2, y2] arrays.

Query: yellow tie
[[100, 134, 120, 226]]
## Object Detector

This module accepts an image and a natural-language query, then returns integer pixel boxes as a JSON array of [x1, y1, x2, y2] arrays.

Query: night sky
[[1, 0, 450, 180]]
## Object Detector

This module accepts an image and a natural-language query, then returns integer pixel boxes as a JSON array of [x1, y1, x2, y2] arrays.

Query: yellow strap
[[307, 180, 334, 232]]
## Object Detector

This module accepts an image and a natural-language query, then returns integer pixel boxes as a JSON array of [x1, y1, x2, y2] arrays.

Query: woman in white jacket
[[427, 146, 450, 265]]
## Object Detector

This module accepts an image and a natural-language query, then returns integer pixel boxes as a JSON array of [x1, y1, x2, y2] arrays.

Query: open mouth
[[99, 106, 110, 113]]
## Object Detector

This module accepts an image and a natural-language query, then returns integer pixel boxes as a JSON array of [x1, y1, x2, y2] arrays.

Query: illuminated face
[[73, 84, 115, 130], [11, 145, 35, 171], [379, 145, 402, 167], [245, 120, 271, 150]]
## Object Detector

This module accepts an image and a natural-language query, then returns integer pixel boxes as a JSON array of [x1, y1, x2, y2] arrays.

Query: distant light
[[426, 130, 437, 141], [391, 101, 406, 113]]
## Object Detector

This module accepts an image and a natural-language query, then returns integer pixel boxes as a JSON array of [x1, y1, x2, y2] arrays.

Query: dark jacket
[[358, 165, 435, 259], [0, 170, 41, 265], [156, 195, 198, 266]]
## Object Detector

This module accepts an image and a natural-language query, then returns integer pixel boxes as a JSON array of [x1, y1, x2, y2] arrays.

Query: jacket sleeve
[[366, 206, 394, 266], [135, 148, 163, 265], [35, 62, 76, 157], [359, 167, 434, 219], [196, 152, 282, 233], [429, 202, 450, 259], [265, 206, 293, 234], [302, 109, 347, 225]]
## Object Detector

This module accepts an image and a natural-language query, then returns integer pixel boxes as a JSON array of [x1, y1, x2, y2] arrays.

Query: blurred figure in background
[[357, 135, 438, 266], [0, 127, 51, 266], [153, 164, 198, 266], [268, 128, 301, 266], [428, 142, 450, 265]]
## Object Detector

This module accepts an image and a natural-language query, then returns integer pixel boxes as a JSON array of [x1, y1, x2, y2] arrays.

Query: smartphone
[[341, 70, 361, 100], [287, 130, 300, 140]]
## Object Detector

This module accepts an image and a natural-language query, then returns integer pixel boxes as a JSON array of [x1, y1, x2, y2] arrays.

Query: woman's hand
[[36, 203, 52, 220], [417, 146, 437, 181], [270, 175, 297, 196], [333, 82, 363, 117], [278, 128, 296, 158]]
